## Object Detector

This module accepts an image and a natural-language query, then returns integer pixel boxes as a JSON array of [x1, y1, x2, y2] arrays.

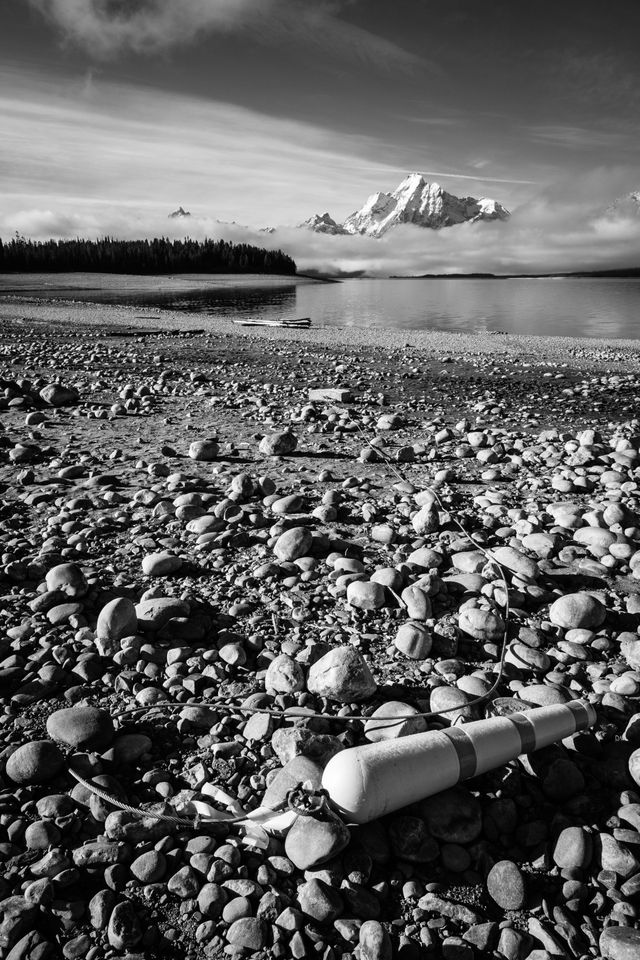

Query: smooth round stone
[[36, 794, 76, 819], [359, 920, 392, 960], [370, 567, 404, 591], [45, 562, 88, 597], [553, 826, 592, 869], [394, 622, 432, 660], [189, 439, 219, 461], [490, 546, 539, 581], [620, 633, 640, 670], [451, 551, 486, 574], [285, 813, 350, 869], [273, 526, 312, 562], [6, 741, 65, 785], [407, 547, 444, 569], [346, 580, 387, 610], [259, 431, 297, 456], [25, 820, 61, 850], [548, 592, 606, 630], [226, 918, 267, 951], [505, 642, 551, 673], [265, 654, 305, 695], [46, 706, 114, 749], [600, 926, 640, 960], [364, 702, 427, 742], [629, 748, 640, 788], [271, 494, 304, 516], [429, 685, 474, 722], [307, 646, 376, 702], [401, 584, 432, 620], [107, 900, 142, 950], [458, 607, 505, 642], [96, 597, 137, 643], [130, 851, 166, 883], [486, 860, 526, 910], [599, 834, 640, 878], [610, 675, 640, 697], [412, 503, 439, 535], [516, 683, 570, 706], [141, 552, 183, 576]]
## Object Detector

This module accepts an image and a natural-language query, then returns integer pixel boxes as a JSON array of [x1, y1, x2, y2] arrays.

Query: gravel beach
[[1, 296, 640, 960]]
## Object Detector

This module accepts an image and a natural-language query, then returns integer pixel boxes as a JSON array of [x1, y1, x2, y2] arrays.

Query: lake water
[[2, 273, 640, 339]]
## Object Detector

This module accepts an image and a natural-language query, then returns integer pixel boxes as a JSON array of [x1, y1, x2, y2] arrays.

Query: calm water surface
[[2, 274, 640, 339]]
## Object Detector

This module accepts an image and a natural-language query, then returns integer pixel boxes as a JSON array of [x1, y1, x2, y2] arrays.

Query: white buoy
[[321, 701, 597, 824]]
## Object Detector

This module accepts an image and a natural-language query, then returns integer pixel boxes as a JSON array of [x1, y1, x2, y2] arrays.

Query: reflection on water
[[295, 278, 640, 339], [2, 274, 640, 339]]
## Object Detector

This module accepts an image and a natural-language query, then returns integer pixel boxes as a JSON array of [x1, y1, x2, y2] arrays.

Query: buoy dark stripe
[[441, 727, 477, 780], [509, 713, 537, 754], [565, 700, 590, 730]]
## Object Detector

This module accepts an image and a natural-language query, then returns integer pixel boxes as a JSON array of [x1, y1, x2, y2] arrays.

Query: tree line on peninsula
[[0, 236, 297, 275]]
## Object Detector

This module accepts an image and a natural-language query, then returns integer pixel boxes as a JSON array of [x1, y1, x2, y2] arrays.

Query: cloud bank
[[3, 166, 639, 276], [30, 0, 425, 72], [30, 0, 273, 57]]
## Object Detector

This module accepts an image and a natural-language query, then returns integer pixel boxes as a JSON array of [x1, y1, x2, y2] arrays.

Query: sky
[[1, 0, 639, 274]]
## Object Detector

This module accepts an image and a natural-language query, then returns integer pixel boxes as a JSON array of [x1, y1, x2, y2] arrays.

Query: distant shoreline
[[390, 267, 640, 280]]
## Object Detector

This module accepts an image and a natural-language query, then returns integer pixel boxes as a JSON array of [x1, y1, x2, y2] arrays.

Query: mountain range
[[299, 173, 510, 238]]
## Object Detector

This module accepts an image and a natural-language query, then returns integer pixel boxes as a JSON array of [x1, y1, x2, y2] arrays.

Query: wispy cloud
[[0, 66, 415, 226], [30, 0, 428, 73], [525, 124, 635, 150], [417, 171, 535, 186]]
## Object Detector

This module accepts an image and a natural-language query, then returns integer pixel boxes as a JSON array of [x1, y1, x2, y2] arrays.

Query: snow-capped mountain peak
[[298, 212, 348, 235], [303, 174, 510, 238]]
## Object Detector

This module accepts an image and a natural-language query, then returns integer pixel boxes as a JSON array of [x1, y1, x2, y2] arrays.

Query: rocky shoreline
[[1, 298, 640, 960]]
